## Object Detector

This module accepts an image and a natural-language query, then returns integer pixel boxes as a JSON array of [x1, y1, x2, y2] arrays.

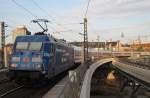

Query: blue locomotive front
[[8, 35, 74, 80]]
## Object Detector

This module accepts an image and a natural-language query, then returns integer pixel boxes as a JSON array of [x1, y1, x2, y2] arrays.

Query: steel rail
[[0, 85, 24, 98]]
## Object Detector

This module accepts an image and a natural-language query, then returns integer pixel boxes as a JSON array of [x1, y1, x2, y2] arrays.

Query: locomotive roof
[[15, 35, 71, 47], [16, 35, 56, 42]]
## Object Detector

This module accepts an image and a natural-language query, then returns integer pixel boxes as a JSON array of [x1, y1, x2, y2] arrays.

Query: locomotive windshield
[[16, 42, 42, 51], [16, 42, 28, 50], [29, 42, 42, 51]]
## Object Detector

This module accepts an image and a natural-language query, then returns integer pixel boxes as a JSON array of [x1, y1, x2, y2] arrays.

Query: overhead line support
[[0, 22, 5, 68], [83, 18, 88, 64]]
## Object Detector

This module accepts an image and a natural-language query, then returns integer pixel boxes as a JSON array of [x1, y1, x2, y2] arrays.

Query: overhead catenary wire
[[57, 22, 82, 25], [84, 0, 91, 17], [31, 0, 55, 21], [11, 0, 83, 37], [31, 0, 72, 32], [11, 0, 60, 33], [12, 0, 38, 19]]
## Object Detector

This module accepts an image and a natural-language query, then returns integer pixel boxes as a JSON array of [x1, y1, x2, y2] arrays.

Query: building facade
[[12, 25, 31, 42], [131, 43, 150, 52]]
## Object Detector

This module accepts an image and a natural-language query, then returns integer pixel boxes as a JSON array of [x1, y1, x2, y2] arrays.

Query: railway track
[[123, 61, 150, 70], [0, 65, 78, 98], [0, 68, 11, 85], [0, 85, 24, 98], [116, 58, 150, 70], [0, 79, 11, 85], [0, 70, 69, 98]]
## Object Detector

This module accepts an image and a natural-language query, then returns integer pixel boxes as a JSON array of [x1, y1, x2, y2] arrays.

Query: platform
[[42, 76, 68, 98]]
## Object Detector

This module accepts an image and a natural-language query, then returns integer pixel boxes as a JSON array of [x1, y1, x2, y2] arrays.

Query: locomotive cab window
[[16, 42, 28, 50], [29, 42, 42, 51]]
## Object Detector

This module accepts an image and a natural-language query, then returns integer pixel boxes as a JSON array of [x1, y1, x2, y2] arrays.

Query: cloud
[[87, 0, 150, 18], [95, 21, 150, 33], [52, 0, 150, 42], [61, 0, 150, 19], [4, 0, 150, 42], [55, 0, 150, 27]]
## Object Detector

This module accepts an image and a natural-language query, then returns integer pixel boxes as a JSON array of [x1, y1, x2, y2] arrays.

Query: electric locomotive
[[8, 34, 74, 81]]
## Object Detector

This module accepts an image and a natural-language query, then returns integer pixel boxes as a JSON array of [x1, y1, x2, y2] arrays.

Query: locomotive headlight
[[32, 57, 42, 62], [10, 64, 17, 68], [12, 57, 20, 62], [35, 64, 42, 70]]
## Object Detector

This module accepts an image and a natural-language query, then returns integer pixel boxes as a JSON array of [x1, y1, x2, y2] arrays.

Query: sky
[[0, 0, 150, 44]]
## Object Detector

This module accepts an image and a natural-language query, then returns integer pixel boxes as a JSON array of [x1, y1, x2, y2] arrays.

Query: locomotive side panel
[[49, 44, 74, 78]]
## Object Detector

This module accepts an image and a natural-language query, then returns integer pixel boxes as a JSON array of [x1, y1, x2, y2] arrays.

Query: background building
[[0, 44, 13, 68], [105, 40, 122, 51], [131, 42, 150, 52], [12, 25, 31, 42], [71, 40, 123, 51]]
